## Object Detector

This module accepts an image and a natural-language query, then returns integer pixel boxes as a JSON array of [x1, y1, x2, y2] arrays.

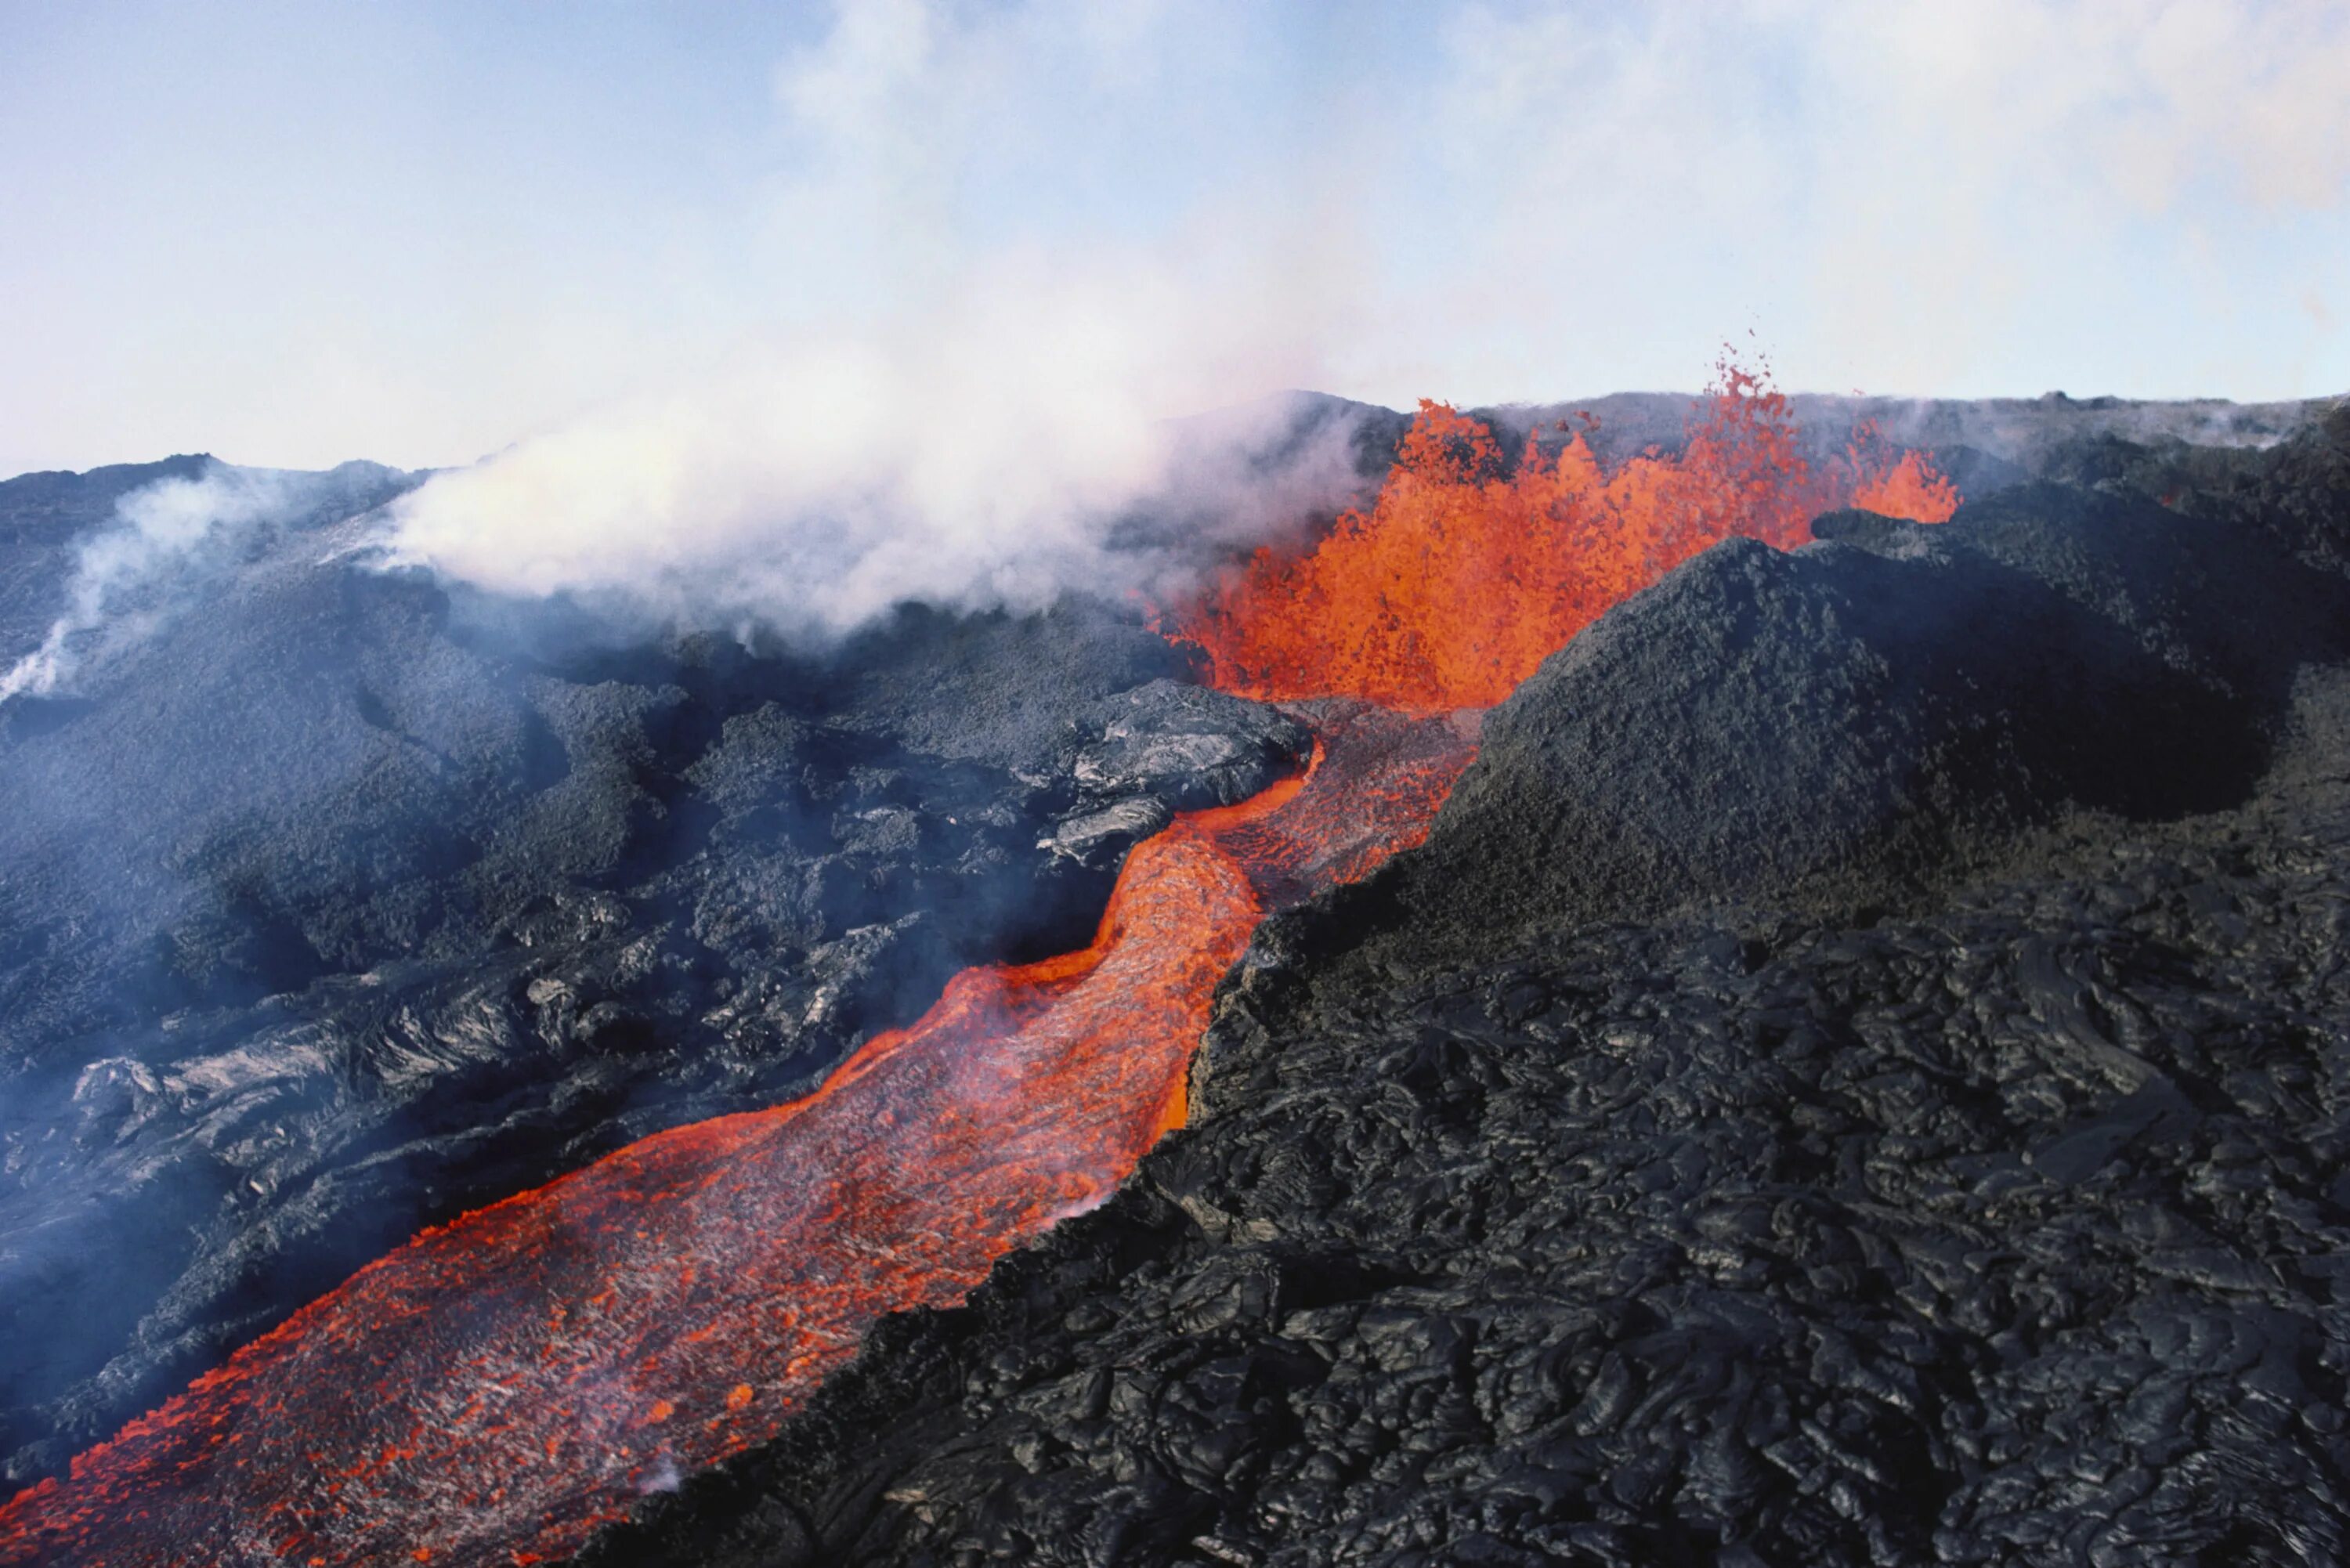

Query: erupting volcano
[[0, 367, 1958, 1566], [1173, 367, 1958, 708]]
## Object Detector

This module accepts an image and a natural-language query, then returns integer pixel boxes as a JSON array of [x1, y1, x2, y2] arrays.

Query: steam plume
[[2, 464, 304, 703], [383, 266, 1356, 638]]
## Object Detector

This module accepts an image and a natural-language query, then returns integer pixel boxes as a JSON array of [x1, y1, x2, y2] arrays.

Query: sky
[[1, 0, 2345, 477]]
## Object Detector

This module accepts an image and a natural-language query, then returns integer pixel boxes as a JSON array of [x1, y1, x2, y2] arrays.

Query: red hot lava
[[1170, 367, 1959, 710], [0, 706, 1473, 1568], [0, 359, 1957, 1566]]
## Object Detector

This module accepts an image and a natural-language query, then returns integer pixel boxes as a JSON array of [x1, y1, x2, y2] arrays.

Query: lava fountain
[[1170, 367, 1957, 708], [0, 364, 1955, 1566]]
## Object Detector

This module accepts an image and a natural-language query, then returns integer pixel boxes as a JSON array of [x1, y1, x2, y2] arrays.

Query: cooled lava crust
[[0, 407, 1381, 1498], [0, 705, 1470, 1566], [576, 407, 2350, 1567]]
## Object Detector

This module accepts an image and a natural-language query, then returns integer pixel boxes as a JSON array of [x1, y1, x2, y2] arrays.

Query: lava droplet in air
[[0, 356, 1956, 1566], [0, 706, 1475, 1568]]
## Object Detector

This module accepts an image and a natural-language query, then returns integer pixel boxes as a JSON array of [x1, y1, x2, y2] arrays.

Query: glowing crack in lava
[[0, 361, 1956, 1566], [0, 706, 1475, 1567]]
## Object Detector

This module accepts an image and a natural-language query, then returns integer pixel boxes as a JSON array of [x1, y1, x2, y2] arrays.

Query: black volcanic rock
[[0, 457, 217, 651], [1044, 797, 1177, 870], [1029, 680, 1314, 871], [1477, 389, 2337, 479], [1075, 681, 1314, 811], [573, 417, 2350, 1567], [8, 396, 2348, 1551], [2158, 402, 2350, 577], [0, 468, 1311, 1490], [593, 710, 2350, 1566], [1361, 482, 2350, 959]]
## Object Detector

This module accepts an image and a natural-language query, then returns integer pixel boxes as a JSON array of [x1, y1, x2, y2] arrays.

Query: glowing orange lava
[[0, 705, 1472, 1568], [2, 358, 1958, 1566], [1170, 367, 1960, 709]]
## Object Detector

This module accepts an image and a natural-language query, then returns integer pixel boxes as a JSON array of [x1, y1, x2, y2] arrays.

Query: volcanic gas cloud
[[0, 366, 1954, 1566]]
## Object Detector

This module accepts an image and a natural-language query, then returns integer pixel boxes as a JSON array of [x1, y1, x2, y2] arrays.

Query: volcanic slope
[[0, 705, 1470, 1568], [578, 408, 2350, 1566], [0, 405, 1372, 1492]]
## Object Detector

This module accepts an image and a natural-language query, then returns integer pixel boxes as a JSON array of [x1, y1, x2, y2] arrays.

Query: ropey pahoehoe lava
[[0, 370, 1969, 1565]]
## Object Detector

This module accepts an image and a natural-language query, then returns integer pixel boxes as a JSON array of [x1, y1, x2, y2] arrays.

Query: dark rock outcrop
[[1365, 482, 2349, 959], [1075, 681, 1314, 812]]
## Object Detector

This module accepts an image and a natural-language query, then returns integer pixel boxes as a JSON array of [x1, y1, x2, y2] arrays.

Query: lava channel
[[0, 703, 1473, 1568]]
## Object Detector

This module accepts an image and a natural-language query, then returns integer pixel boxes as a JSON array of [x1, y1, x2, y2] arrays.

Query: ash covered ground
[[573, 401, 2350, 1567], [3, 389, 2347, 1566]]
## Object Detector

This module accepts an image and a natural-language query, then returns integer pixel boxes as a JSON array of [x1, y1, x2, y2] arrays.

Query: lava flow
[[0, 705, 1473, 1568], [0, 361, 1957, 1566]]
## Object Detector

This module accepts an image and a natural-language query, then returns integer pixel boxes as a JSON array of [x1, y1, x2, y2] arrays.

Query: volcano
[[4, 377, 2349, 1567]]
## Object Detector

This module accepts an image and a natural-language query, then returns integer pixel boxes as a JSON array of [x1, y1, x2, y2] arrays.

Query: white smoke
[[334, 0, 2350, 642], [382, 261, 1353, 638], [1, 464, 306, 703], [375, 0, 1355, 640]]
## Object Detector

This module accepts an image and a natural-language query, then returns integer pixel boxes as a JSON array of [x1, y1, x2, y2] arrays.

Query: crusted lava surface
[[0, 450, 1341, 1492], [574, 406, 2350, 1566], [0, 703, 1470, 1568]]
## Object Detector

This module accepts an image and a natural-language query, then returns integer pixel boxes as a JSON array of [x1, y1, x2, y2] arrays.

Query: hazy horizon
[[4, 0, 2346, 478]]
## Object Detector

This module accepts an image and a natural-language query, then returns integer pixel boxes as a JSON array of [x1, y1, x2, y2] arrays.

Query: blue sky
[[2, 0, 2345, 475]]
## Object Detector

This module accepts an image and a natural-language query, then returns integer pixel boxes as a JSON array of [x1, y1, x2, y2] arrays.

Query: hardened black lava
[[575, 405, 2350, 1566]]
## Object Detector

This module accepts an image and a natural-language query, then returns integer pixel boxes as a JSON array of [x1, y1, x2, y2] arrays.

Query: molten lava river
[[0, 707, 1472, 1568], [0, 371, 1955, 1566]]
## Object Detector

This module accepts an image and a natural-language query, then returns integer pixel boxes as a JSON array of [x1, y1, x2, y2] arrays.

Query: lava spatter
[[0, 706, 1472, 1568]]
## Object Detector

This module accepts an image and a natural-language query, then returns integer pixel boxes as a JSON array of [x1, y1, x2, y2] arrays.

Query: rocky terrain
[[573, 402, 2350, 1566], [0, 424, 1348, 1490], [4, 389, 2345, 1564]]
